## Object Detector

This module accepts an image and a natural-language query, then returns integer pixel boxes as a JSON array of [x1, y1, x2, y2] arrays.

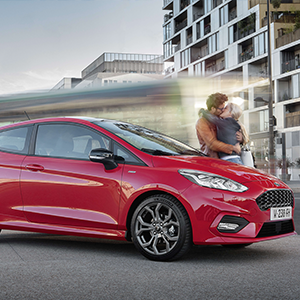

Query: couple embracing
[[196, 92, 250, 165]]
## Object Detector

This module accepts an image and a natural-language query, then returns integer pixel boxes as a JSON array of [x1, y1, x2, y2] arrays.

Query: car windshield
[[94, 121, 203, 156]]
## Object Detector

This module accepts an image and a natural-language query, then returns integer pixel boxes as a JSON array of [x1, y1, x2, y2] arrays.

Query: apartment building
[[163, 0, 300, 180]]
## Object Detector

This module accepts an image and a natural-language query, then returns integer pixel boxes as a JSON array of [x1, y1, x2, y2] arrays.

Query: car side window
[[35, 123, 110, 159], [0, 127, 30, 154], [113, 142, 143, 165]]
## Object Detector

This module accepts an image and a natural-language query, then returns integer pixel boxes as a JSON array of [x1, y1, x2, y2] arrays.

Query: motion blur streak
[[0, 78, 248, 148]]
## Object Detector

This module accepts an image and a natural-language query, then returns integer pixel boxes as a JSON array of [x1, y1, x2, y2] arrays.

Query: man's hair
[[206, 93, 228, 111]]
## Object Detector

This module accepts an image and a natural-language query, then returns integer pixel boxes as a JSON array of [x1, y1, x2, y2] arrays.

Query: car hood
[[152, 155, 288, 187]]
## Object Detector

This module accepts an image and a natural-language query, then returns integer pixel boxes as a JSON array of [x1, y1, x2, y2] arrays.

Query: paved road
[[0, 195, 299, 300]]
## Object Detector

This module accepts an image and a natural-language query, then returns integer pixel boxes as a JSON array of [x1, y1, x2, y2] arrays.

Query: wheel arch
[[125, 190, 192, 242]]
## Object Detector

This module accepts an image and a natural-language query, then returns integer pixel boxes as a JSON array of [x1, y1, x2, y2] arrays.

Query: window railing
[[174, 43, 181, 52], [204, 24, 211, 35], [282, 58, 300, 73], [239, 49, 254, 63], [213, 0, 222, 9], [164, 12, 173, 23], [186, 36, 193, 46], [191, 46, 208, 62], [276, 28, 300, 48], [286, 111, 300, 128], [165, 65, 175, 76], [180, 0, 190, 11], [175, 19, 187, 33], [193, 9, 204, 22], [229, 9, 237, 21], [205, 60, 225, 74], [278, 92, 291, 102]]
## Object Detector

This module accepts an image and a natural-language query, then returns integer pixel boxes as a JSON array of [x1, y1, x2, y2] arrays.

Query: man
[[196, 92, 242, 159]]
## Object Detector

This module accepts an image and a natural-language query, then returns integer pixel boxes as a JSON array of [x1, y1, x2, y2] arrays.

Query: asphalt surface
[[0, 194, 299, 300]]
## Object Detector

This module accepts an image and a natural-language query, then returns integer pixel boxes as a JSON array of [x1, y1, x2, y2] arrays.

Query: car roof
[[0, 116, 125, 129]]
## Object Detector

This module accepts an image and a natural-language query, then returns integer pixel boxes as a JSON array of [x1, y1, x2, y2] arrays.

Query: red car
[[0, 117, 296, 261]]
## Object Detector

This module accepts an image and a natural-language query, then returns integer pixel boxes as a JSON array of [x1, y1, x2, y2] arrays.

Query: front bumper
[[181, 179, 297, 245]]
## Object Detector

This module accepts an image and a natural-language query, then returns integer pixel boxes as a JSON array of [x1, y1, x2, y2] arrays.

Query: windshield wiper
[[180, 149, 205, 156], [141, 148, 175, 156]]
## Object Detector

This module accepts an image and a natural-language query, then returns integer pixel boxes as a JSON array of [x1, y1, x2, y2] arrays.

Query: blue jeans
[[225, 156, 243, 165]]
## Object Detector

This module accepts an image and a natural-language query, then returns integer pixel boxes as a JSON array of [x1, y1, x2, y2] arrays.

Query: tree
[[271, 0, 281, 10], [294, 11, 300, 31]]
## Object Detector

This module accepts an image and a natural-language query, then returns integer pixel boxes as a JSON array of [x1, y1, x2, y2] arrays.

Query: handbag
[[240, 147, 254, 167]]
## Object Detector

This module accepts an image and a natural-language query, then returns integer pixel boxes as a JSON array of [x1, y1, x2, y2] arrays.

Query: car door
[[20, 122, 123, 230], [0, 125, 32, 221]]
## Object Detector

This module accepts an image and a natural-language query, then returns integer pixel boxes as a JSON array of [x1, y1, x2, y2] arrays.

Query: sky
[[0, 0, 165, 95]]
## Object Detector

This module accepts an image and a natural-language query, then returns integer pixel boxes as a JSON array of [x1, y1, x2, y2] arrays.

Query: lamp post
[[267, 0, 275, 175]]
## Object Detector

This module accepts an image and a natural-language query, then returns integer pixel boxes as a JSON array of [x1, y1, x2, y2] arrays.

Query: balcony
[[229, 9, 237, 22], [186, 36, 193, 46], [193, 9, 204, 22], [174, 43, 181, 52], [165, 65, 175, 76], [164, 12, 173, 23], [213, 0, 222, 9], [286, 111, 300, 128], [282, 58, 300, 73], [204, 24, 211, 35], [276, 28, 300, 48], [180, 0, 190, 11], [175, 19, 187, 33], [191, 45, 208, 63], [206, 60, 225, 75], [239, 48, 254, 63]]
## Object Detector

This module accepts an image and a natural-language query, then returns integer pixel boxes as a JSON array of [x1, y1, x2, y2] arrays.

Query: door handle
[[25, 164, 45, 172]]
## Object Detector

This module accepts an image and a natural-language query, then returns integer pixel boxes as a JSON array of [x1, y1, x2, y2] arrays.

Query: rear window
[[0, 127, 29, 154]]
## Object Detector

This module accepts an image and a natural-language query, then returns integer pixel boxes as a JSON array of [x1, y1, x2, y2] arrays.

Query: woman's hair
[[226, 103, 250, 145], [206, 93, 228, 111], [226, 102, 242, 120]]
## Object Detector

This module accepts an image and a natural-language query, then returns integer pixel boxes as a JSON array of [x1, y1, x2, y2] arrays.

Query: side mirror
[[89, 148, 118, 170]]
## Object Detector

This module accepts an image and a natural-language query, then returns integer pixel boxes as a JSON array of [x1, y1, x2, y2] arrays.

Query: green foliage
[[249, 12, 255, 24], [271, 0, 281, 10], [294, 11, 300, 31]]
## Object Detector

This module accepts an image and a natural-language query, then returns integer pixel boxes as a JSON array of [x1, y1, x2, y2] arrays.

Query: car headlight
[[178, 169, 248, 193]]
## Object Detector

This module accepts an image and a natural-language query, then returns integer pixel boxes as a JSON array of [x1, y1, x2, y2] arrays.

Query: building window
[[220, 5, 228, 26], [181, 49, 191, 68], [228, 25, 234, 44], [194, 62, 202, 76], [224, 50, 228, 69], [249, 110, 269, 133], [204, 0, 212, 14], [208, 32, 219, 54], [163, 23, 171, 41], [164, 41, 173, 58], [258, 33, 266, 56]]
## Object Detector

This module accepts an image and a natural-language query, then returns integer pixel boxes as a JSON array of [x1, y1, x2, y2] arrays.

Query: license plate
[[270, 207, 292, 221]]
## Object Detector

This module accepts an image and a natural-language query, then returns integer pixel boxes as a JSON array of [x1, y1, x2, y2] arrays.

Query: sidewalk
[[286, 180, 300, 193]]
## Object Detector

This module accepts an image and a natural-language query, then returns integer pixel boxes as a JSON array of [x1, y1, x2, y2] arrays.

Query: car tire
[[222, 243, 253, 248], [131, 194, 192, 261]]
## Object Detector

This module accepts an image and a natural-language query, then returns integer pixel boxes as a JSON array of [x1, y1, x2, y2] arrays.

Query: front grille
[[256, 189, 294, 211], [256, 220, 294, 238]]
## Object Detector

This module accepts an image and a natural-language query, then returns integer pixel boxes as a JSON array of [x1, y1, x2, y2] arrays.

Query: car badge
[[274, 182, 280, 187]]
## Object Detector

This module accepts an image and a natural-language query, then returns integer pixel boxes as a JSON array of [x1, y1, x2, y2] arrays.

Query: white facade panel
[[210, 9, 219, 33], [236, 0, 249, 18]]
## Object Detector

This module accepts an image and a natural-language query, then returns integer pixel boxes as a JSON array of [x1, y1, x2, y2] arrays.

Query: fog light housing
[[217, 216, 249, 233]]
